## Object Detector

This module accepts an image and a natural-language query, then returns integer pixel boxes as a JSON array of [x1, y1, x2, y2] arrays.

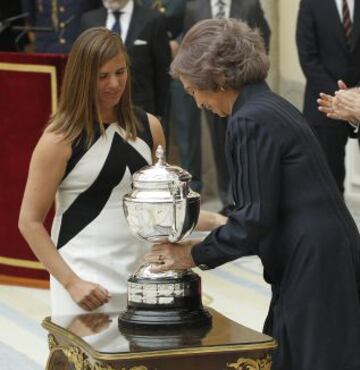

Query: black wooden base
[[118, 306, 212, 328]]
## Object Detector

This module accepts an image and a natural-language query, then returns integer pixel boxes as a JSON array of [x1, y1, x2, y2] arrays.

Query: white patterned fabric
[[50, 119, 152, 315]]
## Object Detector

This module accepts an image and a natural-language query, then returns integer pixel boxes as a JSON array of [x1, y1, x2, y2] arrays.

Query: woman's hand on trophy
[[144, 240, 200, 272]]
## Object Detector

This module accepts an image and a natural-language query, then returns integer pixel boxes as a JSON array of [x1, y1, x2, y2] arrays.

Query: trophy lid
[[133, 145, 191, 187]]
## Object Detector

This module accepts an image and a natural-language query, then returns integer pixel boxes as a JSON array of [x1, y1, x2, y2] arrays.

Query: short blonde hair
[[49, 27, 139, 146], [171, 18, 270, 91]]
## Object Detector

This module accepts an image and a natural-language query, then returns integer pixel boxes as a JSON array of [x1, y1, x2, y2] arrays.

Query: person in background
[[141, 0, 190, 165], [79, 0, 171, 146], [21, 0, 102, 53], [145, 18, 360, 370], [296, 0, 360, 194], [18, 27, 224, 315], [181, 0, 271, 215]]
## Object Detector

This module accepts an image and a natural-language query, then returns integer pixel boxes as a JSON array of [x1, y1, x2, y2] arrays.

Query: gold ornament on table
[[62, 346, 85, 370], [47, 334, 58, 351], [227, 355, 272, 370]]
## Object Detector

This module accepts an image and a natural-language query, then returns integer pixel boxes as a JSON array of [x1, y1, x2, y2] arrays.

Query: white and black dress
[[50, 110, 152, 315]]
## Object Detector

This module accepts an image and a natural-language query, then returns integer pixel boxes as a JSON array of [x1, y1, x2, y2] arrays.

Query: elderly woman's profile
[[145, 18, 360, 370]]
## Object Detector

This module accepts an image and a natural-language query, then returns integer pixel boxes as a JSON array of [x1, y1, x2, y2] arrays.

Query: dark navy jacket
[[21, 0, 102, 53]]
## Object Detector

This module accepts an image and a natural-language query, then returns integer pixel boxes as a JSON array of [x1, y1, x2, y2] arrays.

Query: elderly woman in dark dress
[[144, 19, 360, 370]]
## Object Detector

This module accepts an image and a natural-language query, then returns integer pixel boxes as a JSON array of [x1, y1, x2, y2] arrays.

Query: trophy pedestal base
[[118, 306, 212, 328], [118, 270, 212, 328]]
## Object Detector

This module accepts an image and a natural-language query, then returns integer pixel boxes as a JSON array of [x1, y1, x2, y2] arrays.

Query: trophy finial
[[155, 145, 165, 165]]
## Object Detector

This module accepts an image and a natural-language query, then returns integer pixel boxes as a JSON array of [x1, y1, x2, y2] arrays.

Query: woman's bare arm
[[18, 130, 110, 311]]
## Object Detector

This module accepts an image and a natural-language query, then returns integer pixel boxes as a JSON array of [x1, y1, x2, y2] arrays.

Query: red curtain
[[0, 52, 67, 287]]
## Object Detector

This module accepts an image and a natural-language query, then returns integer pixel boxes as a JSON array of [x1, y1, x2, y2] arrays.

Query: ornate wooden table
[[42, 307, 277, 370]]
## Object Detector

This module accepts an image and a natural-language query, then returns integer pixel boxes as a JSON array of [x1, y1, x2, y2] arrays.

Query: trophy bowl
[[118, 146, 212, 328]]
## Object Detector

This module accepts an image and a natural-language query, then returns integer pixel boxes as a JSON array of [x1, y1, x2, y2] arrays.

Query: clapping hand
[[318, 88, 360, 123]]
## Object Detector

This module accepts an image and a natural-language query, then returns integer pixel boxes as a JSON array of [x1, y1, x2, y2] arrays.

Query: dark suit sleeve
[[163, 0, 186, 39], [21, 0, 36, 26], [248, 0, 271, 53], [296, 0, 337, 93], [150, 14, 171, 118], [191, 117, 281, 269]]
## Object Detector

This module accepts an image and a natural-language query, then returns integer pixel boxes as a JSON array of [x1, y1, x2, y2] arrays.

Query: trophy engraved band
[[118, 146, 211, 328]]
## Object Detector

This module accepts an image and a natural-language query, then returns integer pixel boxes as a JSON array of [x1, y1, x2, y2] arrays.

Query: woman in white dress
[[18, 27, 166, 315], [19, 27, 225, 315]]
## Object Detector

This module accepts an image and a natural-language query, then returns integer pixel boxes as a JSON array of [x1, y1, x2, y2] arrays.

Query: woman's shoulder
[[33, 127, 72, 163], [41, 127, 72, 152]]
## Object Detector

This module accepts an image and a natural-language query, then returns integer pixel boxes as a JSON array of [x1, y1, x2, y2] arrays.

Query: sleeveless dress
[[50, 111, 153, 315]]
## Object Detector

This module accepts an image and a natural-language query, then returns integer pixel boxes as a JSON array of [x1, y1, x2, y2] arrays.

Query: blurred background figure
[[141, 0, 188, 162], [0, 2, 28, 51], [21, 0, 102, 53], [141, 0, 186, 41], [178, 0, 271, 215], [296, 0, 360, 194], [79, 0, 171, 143], [144, 0, 203, 194]]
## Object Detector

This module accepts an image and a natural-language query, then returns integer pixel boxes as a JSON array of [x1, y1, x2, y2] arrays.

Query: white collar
[[107, 0, 133, 16]]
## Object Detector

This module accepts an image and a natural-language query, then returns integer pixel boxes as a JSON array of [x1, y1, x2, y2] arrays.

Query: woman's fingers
[[73, 282, 111, 311]]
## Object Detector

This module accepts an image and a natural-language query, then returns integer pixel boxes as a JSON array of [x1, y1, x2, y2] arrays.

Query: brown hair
[[170, 18, 270, 91], [48, 27, 139, 146]]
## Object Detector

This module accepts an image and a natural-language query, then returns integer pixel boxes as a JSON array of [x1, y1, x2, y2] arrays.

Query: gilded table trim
[[228, 355, 272, 370], [42, 317, 277, 362]]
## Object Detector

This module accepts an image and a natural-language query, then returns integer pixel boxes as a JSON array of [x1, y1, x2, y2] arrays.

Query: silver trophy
[[118, 145, 211, 328]]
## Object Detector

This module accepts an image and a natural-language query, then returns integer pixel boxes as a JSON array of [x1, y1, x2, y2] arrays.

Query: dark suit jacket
[[296, 0, 360, 128], [184, 0, 271, 52], [0, 1, 27, 51], [79, 4, 171, 119], [141, 0, 187, 39]]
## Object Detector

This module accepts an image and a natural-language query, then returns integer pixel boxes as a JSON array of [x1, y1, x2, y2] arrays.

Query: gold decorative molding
[[48, 334, 58, 351], [60, 348, 116, 370], [85, 358, 116, 370], [0, 256, 45, 270], [227, 355, 272, 370], [62, 345, 85, 370], [0, 62, 58, 114]]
